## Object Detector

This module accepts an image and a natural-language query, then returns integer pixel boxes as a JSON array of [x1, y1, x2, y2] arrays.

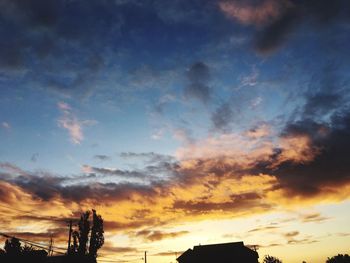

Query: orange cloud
[[219, 0, 291, 26]]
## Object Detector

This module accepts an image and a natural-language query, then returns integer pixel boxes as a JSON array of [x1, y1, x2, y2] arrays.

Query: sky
[[0, 0, 350, 262]]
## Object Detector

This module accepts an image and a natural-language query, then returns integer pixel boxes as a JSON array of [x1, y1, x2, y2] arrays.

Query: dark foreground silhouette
[[176, 241, 350, 263], [0, 254, 97, 263], [0, 209, 103, 263], [177, 241, 259, 263]]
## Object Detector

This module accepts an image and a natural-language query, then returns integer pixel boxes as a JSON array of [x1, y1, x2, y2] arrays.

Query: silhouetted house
[[46, 255, 96, 263], [177, 241, 259, 263]]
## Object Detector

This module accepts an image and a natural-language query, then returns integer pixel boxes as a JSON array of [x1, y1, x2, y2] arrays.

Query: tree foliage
[[77, 210, 91, 256], [263, 255, 283, 263], [4, 237, 21, 255], [88, 209, 104, 258], [71, 209, 104, 258], [326, 254, 350, 263]]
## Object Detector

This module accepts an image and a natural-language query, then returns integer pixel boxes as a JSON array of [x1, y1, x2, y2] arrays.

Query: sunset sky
[[1, 0, 350, 262]]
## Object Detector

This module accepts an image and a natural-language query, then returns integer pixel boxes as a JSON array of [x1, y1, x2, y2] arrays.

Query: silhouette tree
[[22, 244, 34, 254], [71, 209, 104, 258], [77, 210, 91, 256], [263, 255, 283, 263], [326, 254, 350, 263], [4, 237, 21, 256], [88, 209, 104, 258], [71, 230, 79, 254]]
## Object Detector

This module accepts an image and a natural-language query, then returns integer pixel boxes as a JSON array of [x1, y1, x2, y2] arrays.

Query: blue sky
[[1, 1, 350, 262]]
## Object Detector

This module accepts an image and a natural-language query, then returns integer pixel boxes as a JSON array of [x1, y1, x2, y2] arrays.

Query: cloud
[[219, 0, 288, 26], [300, 213, 330, 223], [248, 225, 280, 233], [82, 157, 178, 182], [287, 236, 319, 245], [0, 162, 27, 175], [153, 251, 183, 257], [283, 231, 299, 238], [119, 152, 174, 164], [57, 102, 96, 144], [247, 63, 350, 197], [104, 219, 158, 232], [172, 192, 270, 215], [219, 0, 350, 54], [133, 229, 189, 242], [5, 228, 67, 242], [31, 153, 39, 163], [251, 107, 350, 197], [254, 0, 350, 54], [184, 62, 211, 103], [211, 102, 235, 132], [100, 245, 139, 254], [94, 155, 111, 161], [1, 122, 11, 130], [82, 165, 148, 180]]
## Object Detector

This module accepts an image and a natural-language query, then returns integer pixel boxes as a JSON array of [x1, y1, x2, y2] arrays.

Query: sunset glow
[[0, 1, 350, 263]]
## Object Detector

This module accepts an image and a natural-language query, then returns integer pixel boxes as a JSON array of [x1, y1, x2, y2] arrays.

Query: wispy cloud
[[57, 102, 96, 144], [300, 213, 330, 223], [1, 122, 11, 130], [132, 229, 189, 242]]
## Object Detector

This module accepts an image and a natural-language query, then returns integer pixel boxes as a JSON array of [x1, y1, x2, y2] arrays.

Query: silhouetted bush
[[326, 254, 350, 263], [263, 255, 283, 263]]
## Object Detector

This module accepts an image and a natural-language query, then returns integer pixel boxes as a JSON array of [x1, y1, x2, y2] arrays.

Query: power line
[[0, 232, 66, 255]]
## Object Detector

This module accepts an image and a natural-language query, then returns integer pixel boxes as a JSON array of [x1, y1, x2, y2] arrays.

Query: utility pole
[[48, 237, 53, 256], [67, 220, 72, 254], [144, 251, 147, 263]]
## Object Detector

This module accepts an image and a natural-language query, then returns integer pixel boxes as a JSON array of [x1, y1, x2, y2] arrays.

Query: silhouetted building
[[177, 241, 259, 263], [46, 255, 96, 263]]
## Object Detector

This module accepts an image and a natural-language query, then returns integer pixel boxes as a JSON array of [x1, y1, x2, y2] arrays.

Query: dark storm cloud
[[184, 62, 212, 103], [254, 0, 350, 54]]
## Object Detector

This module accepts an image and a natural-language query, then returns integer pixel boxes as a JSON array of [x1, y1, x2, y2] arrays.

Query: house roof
[[177, 241, 258, 262]]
